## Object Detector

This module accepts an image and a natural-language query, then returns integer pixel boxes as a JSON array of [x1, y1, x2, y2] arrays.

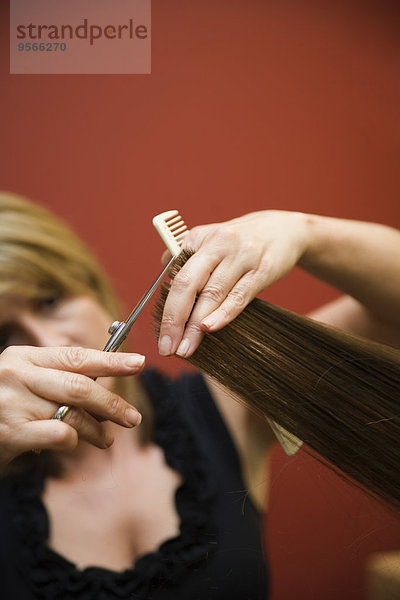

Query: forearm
[[300, 215, 400, 324]]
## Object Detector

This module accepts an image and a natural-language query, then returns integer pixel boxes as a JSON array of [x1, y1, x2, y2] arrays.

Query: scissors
[[50, 210, 185, 427], [102, 255, 175, 353]]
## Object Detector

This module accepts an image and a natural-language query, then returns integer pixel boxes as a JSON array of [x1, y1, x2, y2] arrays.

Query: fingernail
[[159, 335, 172, 356], [125, 408, 142, 426], [125, 355, 145, 369], [202, 315, 217, 330], [176, 338, 190, 358]]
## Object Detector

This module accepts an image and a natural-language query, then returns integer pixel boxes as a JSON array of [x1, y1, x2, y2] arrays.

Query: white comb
[[152, 210, 187, 256], [267, 421, 303, 456], [152, 209, 303, 456]]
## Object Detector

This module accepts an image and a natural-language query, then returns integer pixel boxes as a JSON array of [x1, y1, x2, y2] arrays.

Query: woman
[[0, 193, 272, 600]]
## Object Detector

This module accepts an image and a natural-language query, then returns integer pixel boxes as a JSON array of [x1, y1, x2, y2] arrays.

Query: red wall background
[[1, 1, 400, 598]]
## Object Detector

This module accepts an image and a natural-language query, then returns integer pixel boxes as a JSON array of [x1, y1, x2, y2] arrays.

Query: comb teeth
[[153, 210, 187, 256]]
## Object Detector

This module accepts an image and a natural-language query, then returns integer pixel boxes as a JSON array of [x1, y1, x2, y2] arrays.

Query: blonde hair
[[0, 192, 119, 312], [0, 192, 151, 473]]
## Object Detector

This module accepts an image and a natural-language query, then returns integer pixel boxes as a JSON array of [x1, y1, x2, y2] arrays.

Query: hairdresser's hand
[[158, 210, 310, 358], [0, 345, 145, 468]]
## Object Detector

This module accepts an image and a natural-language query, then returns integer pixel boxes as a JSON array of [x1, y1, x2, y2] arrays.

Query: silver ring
[[32, 405, 71, 453], [51, 404, 71, 421]]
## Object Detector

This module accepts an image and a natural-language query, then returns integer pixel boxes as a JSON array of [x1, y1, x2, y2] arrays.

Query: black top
[[0, 370, 269, 599]]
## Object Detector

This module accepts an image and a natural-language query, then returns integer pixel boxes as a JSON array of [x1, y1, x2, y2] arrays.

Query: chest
[[42, 444, 182, 572]]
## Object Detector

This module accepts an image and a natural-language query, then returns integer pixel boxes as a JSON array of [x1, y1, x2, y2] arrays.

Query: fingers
[[23, 365, 142, 428], [158, 250, 221, 356], [157, 223, 227, 356], [158, 242, 264, 358], [174, 260, 254, 358], [0, 397, 110, 468], [201, 270, 265, 331], [7, 417, 112, 456], [54, 407, 113, 448], [19, 346, 145, 378], [4, 420, 79, 460], [158, 221, 270, 357]]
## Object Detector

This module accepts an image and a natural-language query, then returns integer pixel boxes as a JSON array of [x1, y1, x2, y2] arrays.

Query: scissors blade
[[103, 256, 175, 353]]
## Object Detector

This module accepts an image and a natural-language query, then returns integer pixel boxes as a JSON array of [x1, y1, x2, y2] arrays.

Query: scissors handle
[[102, 256, 175, 353]]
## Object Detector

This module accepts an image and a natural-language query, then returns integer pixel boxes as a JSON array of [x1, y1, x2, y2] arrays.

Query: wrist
[[290, 211, 317, 265], [297, 213, 325, 269]]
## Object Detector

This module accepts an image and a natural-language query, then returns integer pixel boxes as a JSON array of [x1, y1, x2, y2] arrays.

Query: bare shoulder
[[309, 295, 400, 348], [204, 375, 276, 511]]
